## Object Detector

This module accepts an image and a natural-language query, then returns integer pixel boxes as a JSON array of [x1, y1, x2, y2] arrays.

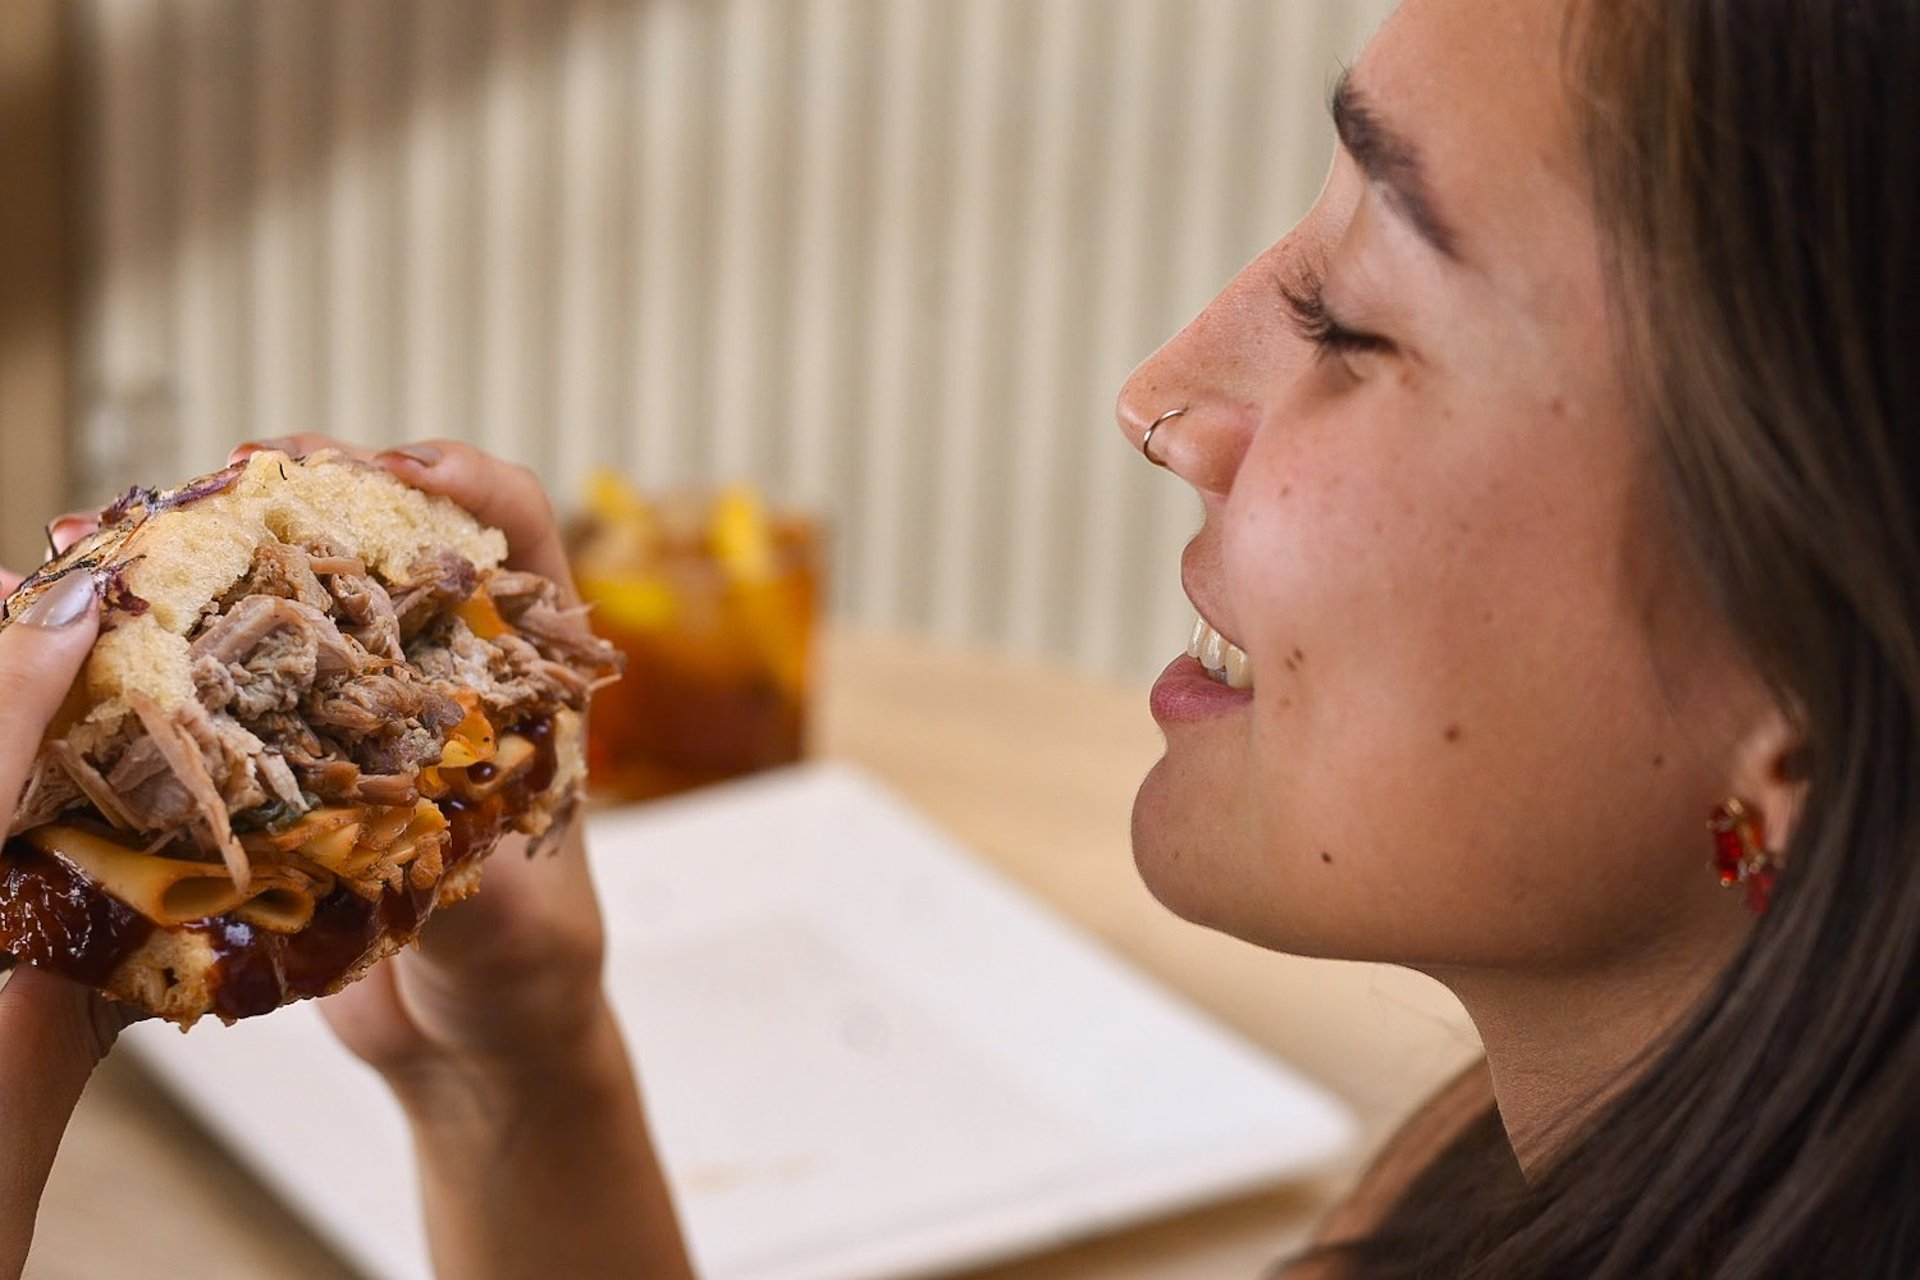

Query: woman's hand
[[228, 436, 693, 1280], [0, 562, 135, 1280], [229, 435, 606, 1081]]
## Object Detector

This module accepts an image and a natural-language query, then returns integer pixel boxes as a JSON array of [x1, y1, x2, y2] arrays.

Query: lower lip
[[1150, 655, 1254, 724]]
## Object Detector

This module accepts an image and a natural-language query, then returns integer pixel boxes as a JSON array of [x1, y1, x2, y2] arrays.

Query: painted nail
[[18, 571, 97, 629], [232, 438, 301, 461], [45, 514, 97, 560], [380, 443, 442, 468]]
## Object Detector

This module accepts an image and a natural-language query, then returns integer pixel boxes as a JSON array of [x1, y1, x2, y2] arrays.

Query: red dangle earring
[[1708, 798, 1778, 914]]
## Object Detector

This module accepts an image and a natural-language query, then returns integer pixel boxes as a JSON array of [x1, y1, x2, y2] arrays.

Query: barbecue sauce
[[202, 713, 558, 1022], [0, 713, 560, 1023], [0, 842, 154, 986], [444, 714, 559, 868]]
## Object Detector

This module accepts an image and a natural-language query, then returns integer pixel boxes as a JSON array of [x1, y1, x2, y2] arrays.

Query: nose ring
[[1140, 407, 1186, 468]]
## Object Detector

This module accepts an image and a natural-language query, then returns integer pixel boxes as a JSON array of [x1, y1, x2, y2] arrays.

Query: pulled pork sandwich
[[0, 449, 621, 1026]]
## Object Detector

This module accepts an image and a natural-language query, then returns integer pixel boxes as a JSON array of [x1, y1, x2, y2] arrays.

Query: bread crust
[[4, 450, 507, 754]]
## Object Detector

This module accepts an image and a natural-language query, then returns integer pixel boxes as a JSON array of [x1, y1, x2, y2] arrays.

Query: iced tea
[[571, 476, 821, 802]]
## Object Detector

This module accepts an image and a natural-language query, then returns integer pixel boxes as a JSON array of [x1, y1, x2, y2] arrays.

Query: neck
[[1431, 931, 1744, 1176]]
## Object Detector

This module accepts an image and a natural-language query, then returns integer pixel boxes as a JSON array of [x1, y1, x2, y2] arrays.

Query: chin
[[1130, 756, 1378, 959], [1128, 754, 1255, 935], [1130, 756, 1195, 911]]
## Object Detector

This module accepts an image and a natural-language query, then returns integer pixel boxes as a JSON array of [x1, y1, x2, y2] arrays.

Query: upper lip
[[1180, 543, 1245, 653]]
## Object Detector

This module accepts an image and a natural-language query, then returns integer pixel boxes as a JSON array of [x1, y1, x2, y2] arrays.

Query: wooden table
[[28, 630, 1479, 1280]]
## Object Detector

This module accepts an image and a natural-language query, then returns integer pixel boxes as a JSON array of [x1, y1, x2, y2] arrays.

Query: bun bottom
[[4, 710, 584, 1028], [103, 834, 496, 1027]]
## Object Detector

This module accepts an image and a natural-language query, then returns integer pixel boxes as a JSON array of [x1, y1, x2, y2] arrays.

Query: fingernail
[[46, 515, 95, 560], [18, 571, 97, 629], [233, 438, 299, 461], [379, 443, 442, 468]]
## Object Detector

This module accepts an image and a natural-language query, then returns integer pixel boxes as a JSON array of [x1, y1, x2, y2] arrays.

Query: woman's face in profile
[[1121, 0, 1775, 976]]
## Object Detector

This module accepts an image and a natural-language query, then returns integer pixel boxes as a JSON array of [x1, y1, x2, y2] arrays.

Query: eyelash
[[1277, 269, 1394, 361]]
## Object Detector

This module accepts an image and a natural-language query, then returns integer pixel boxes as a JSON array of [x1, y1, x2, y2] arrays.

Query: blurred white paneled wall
[[74, 0, 1394, 679]]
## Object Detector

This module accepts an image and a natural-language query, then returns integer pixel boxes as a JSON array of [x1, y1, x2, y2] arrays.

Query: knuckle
[[512, 466, 556, 516], [2, 970, 117, 1074], [80, 994, 126, 1063], [0, 641, 86, 731], [0, 660, 50, 713]]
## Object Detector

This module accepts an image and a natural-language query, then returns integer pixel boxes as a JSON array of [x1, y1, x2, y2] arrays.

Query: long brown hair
[[1306, 1, 1920, 1275]]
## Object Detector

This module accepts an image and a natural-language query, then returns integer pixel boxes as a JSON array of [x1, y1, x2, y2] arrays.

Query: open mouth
[[1187, 616, 1253, 689]]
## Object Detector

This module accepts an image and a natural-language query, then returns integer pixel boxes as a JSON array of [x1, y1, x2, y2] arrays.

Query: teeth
[[1201, 626, 1225, 671], [1186, 616, 1253, 690]]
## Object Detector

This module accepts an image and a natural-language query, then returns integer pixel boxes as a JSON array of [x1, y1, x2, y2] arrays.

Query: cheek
[[1207, 402, 1728, 964]]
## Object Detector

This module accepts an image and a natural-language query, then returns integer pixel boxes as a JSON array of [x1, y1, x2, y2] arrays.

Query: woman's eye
[[1277, 271, 1394, 365]]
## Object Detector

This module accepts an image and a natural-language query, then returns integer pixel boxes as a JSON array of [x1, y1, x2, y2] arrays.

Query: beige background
[[65, 0, 1396, 680]]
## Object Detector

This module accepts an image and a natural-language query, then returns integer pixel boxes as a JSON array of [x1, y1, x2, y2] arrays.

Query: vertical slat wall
[[72, 0, 1394, 680]]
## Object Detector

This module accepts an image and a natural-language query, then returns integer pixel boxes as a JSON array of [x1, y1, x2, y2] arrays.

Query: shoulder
[[1310, 1058, 1499, 1250]]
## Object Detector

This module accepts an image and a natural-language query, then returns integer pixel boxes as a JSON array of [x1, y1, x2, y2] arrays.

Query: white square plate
[[125, 763, 1353, 1280]]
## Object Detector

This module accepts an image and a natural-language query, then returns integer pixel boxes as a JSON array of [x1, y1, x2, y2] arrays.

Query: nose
[[1115, 247, 1285, 498], [1115, 360, 1185, 471], [1115, 329, 1254, 497]]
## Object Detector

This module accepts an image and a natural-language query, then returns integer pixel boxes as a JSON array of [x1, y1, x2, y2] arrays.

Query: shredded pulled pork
[[391, 549, 480, 642], [10, 757, 82, 835], [127, 691, 250, 891], [9, 536, 623, 896], [321, 552, 406, 662], [217, 541, 331, 614]]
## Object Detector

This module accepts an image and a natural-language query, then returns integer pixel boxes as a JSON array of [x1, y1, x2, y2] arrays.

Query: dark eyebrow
[[1329, 67, 1462, 262]]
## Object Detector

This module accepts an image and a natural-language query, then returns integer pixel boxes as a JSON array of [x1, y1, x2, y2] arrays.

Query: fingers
[[410, 825, 601, 976], [227, 437, 577, 600], [0, 569, 129, 1260], [0, 573, 99, 820], [0, 570, 20, 598], [0, 582, 135, 1269], [0, 968, 127, 1098], [320, 824, 608, 1079], [228, 434, 378, 466], [371, 441, 576, 598], [45, 513, 100, 558], [0, 968, 129, 1277]]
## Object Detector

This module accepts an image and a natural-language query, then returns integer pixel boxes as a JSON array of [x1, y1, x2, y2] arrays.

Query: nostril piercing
[[1140, 407, 1186, 468]]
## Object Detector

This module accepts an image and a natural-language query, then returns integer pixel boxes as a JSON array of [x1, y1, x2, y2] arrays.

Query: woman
[[3, 0, 1914, 1274]]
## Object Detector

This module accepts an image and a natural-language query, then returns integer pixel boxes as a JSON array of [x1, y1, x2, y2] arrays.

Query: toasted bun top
[[2, 449, 508, 750]]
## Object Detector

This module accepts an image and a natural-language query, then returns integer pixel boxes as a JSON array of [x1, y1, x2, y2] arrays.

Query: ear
[[1725, 701, 1808, 860]]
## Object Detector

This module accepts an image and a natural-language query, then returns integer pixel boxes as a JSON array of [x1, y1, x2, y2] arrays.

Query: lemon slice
[[587, 467, 655, 529], [710, 485, 775, 583], [580, 573, 677, 631]]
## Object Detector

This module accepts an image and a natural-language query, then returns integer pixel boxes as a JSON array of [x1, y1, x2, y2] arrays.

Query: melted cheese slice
[[23, 825, 325, 930], [437, 698, 499, 769], [19, 712, 546, 932], [450, 734, 536, 799], [241, 800, 452, 899]]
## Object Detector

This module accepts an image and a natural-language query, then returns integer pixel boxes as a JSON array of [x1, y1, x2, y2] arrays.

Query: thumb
[[0, 967, 130, 1279], [0, 570, 106, 1277], [0, 571, 100, 816]]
